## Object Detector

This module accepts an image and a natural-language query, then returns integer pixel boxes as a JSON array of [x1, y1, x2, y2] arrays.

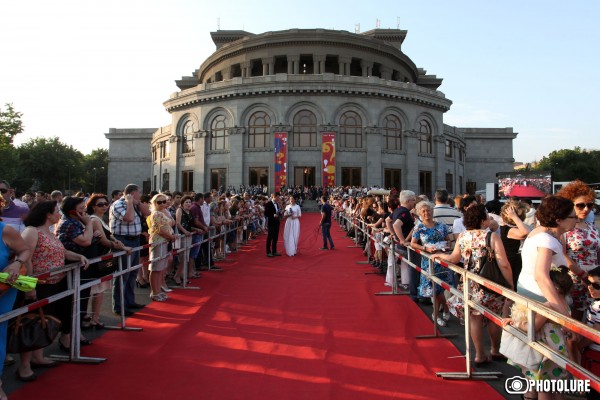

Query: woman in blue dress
[[0, 193, 32, 397], [411, 201, 453, 327]]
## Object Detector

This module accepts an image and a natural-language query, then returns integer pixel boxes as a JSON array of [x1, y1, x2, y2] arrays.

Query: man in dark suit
[[264, 192, 282, 257]]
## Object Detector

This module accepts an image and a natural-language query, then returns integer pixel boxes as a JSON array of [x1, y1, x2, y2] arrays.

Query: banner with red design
[[321, 132, 336, 187], [274, 132, 288, 192]]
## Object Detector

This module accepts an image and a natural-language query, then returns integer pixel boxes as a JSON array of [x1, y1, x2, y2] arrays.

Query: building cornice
[[166, 75, 451, 113]]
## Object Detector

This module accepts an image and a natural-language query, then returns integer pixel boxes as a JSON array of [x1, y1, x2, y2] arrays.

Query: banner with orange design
[[274, 132, 287, 192], [321, 132, 335, 187]]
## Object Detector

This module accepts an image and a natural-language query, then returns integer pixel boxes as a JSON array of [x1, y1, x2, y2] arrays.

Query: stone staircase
[[300, 199, 320, 212]]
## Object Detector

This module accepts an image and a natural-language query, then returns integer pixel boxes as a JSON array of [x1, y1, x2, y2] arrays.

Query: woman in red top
[[17, 201, 87, 382]]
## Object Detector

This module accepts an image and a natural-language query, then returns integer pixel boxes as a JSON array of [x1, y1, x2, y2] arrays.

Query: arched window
[[210, 115, 228, 150], [383, 115, 402, 151], [339, 111, 362, 148], [247, 111, 271, 148], [418, 119, 432, 154], [293, 110, 317, 147], [181, 119, 195, 154]]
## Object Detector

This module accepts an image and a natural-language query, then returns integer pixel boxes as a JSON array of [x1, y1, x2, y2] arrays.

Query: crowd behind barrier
[[338, 209, 600, 394], [2, 182, 599, 398]]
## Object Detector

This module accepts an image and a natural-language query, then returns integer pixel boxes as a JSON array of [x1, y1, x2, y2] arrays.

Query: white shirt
[[201, 203, 210, 226], [518, 232, 566, 297]]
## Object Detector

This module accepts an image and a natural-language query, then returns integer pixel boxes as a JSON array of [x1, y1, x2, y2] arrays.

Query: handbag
[[96, 249, 117, 276], [7, 307, 61, 353], [478, 231, 511, 289], [500, 330, 543, 369]]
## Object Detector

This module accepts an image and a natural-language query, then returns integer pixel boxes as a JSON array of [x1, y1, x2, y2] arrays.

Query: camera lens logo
[[505, 377, 530, 394]]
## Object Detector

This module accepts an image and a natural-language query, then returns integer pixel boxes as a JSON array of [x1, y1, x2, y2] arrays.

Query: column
[[289, 55, 300, 74], [339, 56, 351, 75], [241, 61, 251, 78], [261, 57, 274, 76], [194, 131, 207, 191], [360, 60, 373, 77], [381, 66, 392, 80], [403, 130, 420, 192], [314, 54, 326, 74]]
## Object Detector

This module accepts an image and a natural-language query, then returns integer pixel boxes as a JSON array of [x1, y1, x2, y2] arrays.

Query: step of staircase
[[300, 199, 320, 212]]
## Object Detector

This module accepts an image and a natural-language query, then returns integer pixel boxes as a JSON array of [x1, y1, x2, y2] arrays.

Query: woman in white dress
[[284, 196, 301, 256]]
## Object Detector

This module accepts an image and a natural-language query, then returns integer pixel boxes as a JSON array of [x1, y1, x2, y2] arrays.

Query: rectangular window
[[384, 168, 401, 190], [445, 140, 453, 158], [153, 175, 157, 191], [341, 167, 361, 187], [459, 147, 465, 162], [162, 172, 170, 192], [182, 170, 194, 193], [182, 134, 195, 154], [445, 173, 453, 194], [159, 140, 170, 159], [249, 167, 269, 187], [211, 168, 226, 191], [419, 171, 432, 200]]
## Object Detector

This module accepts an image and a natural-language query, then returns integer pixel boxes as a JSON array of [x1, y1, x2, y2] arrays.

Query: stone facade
[[106, 28, 517, 197]]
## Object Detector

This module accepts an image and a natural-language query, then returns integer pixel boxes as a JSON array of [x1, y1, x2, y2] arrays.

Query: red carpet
[[11, 213, 503, 400]]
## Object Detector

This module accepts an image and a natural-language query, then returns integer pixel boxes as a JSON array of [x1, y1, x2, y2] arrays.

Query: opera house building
[[106, 28, 517, 197]]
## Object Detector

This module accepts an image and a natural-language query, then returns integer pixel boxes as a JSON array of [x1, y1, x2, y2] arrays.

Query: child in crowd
[[582, 266, 600, 400], [502, 266, 576, 386], [373, 229, 383, 269]]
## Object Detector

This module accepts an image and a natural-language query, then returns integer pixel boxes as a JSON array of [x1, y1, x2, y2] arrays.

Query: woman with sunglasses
[[147, 194, 176, 301], [85, 194, 131, 327], [557, 180, 599, 321]]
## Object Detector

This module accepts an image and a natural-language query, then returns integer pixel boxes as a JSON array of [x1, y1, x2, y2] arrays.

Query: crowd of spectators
[[2, 178, 600, 398]]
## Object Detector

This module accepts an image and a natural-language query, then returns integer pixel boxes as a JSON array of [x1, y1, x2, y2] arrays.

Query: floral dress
[[447, 230, 506, 320], [508, 315, 570, 380], [566, 222, 600, 311], [413, 221, 453, 297]]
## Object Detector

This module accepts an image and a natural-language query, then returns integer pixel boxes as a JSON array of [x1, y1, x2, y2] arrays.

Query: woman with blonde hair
[[147, 194, 176, 301]]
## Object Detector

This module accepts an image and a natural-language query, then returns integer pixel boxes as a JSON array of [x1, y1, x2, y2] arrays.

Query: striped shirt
[[109, 198, 142, 236]]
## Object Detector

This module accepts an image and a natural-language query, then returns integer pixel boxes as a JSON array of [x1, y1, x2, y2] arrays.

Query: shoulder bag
[[478, 231, 510, 289], [7, 306, 61, 353]]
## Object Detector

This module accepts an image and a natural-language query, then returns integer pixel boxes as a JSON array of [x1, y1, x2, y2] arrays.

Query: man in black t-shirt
[[320, 196, 335, 250]]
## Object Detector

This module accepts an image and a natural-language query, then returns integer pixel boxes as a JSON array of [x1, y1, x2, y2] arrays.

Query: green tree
[[14, 137, 84, 193], [0, 103, 23, 147], [82, 148, 109, 193], [533, 147, 600, 183], [0, 103, 24, 183]]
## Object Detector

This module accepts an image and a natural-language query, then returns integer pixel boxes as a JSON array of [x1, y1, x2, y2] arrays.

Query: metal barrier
[[0, 216, 258, 366], [339, 213, 600, 389]]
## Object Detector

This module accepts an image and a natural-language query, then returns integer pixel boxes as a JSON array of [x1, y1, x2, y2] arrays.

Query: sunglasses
[[589, 282, 600, 290], [575, 202, 595, 210], [0, 188, 8, 194], [95, 202, 109, 207], [156, 200, 167, 205]]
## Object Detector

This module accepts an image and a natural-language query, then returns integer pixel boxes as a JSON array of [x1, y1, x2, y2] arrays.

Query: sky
[[1, 0, 599, 163]]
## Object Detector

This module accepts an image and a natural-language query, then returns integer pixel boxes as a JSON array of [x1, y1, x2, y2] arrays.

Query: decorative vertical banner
[[273, 132, 288, 192], [322, 132, 336, 187]]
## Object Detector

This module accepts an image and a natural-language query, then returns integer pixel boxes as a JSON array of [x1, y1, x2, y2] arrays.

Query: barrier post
[[173, 234, 201, 290], [50, 266, 106, 364], [436, 269, 501, 380], [375, 240, 409, 296], [347, 218, 360, 248], [105, 254, 143, 331], [415, 257, 457, 340]]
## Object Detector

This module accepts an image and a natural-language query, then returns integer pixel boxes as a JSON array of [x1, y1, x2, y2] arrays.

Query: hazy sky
[[1, 0, 598, 163]]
